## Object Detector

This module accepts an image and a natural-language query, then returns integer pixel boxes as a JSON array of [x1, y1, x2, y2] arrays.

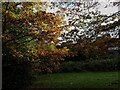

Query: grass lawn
[[29, 71, 120, 89]]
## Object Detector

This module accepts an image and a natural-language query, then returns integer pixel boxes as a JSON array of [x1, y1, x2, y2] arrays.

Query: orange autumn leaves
[[2, 2, 69, 73]]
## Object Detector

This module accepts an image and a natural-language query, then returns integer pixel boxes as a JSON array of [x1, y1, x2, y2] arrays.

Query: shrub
[[59, 58, 119, 72]]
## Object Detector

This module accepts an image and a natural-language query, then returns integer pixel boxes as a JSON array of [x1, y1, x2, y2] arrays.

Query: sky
[[46, 0, 119, 15], [46, 0, 119, 27], [90, 1, 118, 15]]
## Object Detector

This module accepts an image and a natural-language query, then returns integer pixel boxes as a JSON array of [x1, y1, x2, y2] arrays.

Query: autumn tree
[[50, 1, 120, 59], [2, 2, 69, 74]]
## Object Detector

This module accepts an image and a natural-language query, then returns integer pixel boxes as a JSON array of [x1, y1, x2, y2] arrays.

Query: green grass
[[30, 71, 120, 88]]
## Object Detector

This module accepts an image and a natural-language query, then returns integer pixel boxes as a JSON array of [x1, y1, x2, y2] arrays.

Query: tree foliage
[[51, 1, 120, 59], [2, 2, 69, 73], [2, 1, 120, 73]]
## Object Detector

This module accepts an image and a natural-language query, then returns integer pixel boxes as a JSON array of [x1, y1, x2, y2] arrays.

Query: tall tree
[[2, 2, 69, 73]]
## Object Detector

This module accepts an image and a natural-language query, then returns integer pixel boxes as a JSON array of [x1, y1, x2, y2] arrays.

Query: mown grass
[[29, 71, 120, 89]]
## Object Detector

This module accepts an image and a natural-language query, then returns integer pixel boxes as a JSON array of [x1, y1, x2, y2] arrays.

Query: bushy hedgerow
[[59, 57, 120, 72]]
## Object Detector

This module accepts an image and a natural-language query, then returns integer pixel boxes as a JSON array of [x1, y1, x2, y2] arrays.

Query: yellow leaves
[[5, 11, 16, 22], [28, 30, 39, 37], [63, 47, 69, 51], [37, 47, 46, 56], [41, 22, 47, 27], [26, 11, 33, 16], [50, 41, 54, 44], [49, 44, 56, 51], [41, 51, 45, 56]]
